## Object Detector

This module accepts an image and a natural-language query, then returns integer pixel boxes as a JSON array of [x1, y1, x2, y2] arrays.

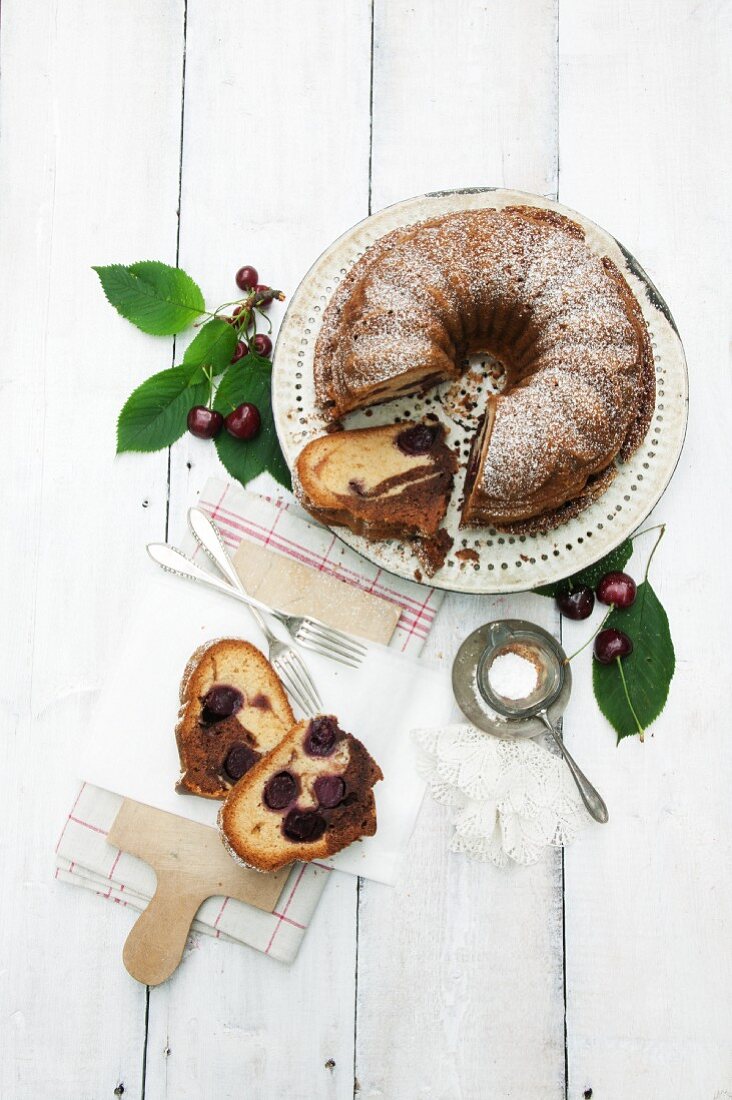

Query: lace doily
[[413, 726, 587, 867]]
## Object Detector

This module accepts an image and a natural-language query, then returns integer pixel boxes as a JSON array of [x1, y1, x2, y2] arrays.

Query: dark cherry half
[[283, 809, 327, 843], [304, 716, 339, 757], [200, 684, 244, 724], [223, 742, 259, 781], [556, 584, 595, 620], [396, 424, 439, 456], [594, 628, 633, 664], [596, 571, 637, 608], [314, 775, 346, 809], [264, 771, 299, 810]]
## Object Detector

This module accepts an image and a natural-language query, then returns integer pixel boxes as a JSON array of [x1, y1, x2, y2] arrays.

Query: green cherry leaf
[[213, 354, 291, 490], [93, 261, 205, 335], [534, 538, 633, 598], [182, 318, 237, 381], [592, 580, 675, 742], [117, 364, 207, 453]]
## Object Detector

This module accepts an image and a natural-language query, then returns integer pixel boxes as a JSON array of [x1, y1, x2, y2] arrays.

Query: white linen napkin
[[55, 477, 449, 962]]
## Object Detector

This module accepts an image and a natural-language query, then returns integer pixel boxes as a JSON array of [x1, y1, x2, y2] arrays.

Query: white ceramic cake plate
[[271, 188, 688, 595]]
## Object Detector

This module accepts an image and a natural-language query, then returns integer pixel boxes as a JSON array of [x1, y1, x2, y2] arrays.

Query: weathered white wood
[[0, 1, 185, 1096], [559, 2, 732, 1096], [354, 4, 567, 1097], [146, 5, 372, 1098]]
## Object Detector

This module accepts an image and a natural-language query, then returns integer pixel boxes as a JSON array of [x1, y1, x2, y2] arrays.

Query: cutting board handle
[[122, 873, 205, 986]]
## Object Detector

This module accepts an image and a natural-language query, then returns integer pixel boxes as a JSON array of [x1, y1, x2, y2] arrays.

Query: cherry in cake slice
[[294, 421, 457, 544], [219, 715, 383, 872], [175, 639, 295, 799]]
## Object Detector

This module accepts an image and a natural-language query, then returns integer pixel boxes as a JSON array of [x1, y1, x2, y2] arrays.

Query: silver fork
[[147, 541, 324, 714], [186, 508, 365, 668]]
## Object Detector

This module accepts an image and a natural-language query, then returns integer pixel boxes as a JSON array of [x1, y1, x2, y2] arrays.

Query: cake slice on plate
[[176, 639, 295, 799], [294, 421, 457, 545], [219, 715, 382, 872]]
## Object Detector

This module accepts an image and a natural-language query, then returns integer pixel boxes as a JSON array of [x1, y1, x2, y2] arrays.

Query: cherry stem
[[615, 655, 645, 741], [564, 606, 613, 663]]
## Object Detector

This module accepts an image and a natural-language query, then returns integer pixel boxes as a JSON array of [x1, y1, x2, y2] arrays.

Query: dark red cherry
[[556, 584, 595, 620], [596, 571, 637, 609], [304, 716, 339, 756], [235, 265, 259, 291], [231, 340, 248, 363], [253, 284, 274, 308], [396, 424, 439, 456], [252, 333, 273, 357], [264, 771, 299, 810], [314, 775, 346, 808], [283, 809, 327, 843], [200, 685, 244, 722], [224, 403, 261, 440], [594, 628, 633, 664], [223, 742, 259, 781], [187, 406, 224, 440]]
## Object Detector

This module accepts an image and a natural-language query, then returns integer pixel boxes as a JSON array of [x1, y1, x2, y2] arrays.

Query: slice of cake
[[294, 421, 457, 542], [219, 715, 382, 872], [176, 639, 295, 799]]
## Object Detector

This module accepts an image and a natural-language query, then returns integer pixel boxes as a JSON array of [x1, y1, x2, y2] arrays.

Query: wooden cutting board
[[109, 535, 400, 984], [109, 799, 288, 986]]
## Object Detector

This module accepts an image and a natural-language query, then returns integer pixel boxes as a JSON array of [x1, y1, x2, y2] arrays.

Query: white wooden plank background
[[1, 1, 731, 1098]]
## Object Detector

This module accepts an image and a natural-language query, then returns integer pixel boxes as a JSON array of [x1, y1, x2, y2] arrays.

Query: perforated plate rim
[[271, 188, 688, 594]]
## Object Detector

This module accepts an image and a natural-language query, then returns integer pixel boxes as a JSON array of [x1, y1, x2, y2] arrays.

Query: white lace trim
[[413, 726, 586, 867]]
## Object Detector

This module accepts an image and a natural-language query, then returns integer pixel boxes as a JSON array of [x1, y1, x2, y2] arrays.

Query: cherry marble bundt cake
[[176, 639, 295, 798], [312, 205, 655, 533], [294, 421, 457, 540], [219, 715, 382, 872]]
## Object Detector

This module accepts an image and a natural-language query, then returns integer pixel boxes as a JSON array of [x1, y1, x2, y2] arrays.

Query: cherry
[[264, 771, 299, 810], [283, 809, 327, 843], [253, 284, 274, 308], [304, 716, 339, 757], [201, 684, 244, 722], [224, 403, 261, 440], [314, 775, 346, 808], [235, 265, 259, 291], [252, 333, 273, 357], [223, 743, 259, 781], [594, 628, 633, 664], [396, 424, 439, 456], [556, 584, 595, 621], [231, 340, 249, 363], [597, 571, 637, 609], [187, 406, 224, 440]]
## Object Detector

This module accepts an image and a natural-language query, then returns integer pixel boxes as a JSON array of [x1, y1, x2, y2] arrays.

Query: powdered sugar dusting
[[314, 206, 654, 528]]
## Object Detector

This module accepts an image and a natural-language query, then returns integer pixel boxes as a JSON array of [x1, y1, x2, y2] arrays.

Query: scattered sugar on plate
[[487, 648, 540, 702]]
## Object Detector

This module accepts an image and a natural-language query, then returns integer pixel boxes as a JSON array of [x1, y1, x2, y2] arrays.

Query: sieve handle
[[538, 712, 609, 824]]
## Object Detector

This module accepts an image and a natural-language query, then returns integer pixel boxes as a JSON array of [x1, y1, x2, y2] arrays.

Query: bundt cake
[[176, 639, 295, 798], [294, 421, 457, 540], [313, 205, 655, 533], [219, 715, 382, 872]]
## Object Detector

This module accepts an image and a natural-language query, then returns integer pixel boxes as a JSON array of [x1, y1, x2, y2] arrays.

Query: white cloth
[[413, 726, 587, 866]]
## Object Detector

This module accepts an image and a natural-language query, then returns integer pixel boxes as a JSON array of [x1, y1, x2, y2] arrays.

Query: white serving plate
[[272, 188, 688, 594]]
